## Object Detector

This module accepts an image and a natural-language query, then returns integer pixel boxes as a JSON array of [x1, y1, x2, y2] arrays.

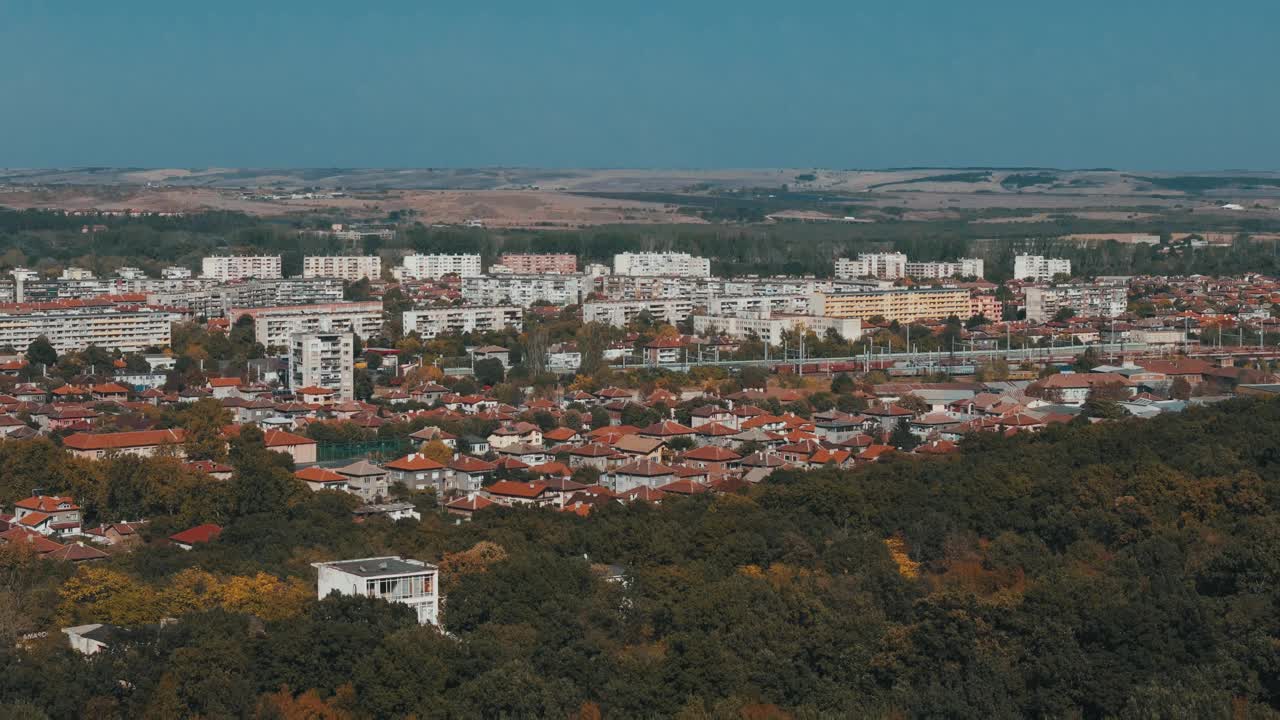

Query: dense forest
[[4, 206, 1280, 280], [0, 397, 1278, 717]]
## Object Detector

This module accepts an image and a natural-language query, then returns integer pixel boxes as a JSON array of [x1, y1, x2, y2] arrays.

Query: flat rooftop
[[317, 557, 436, 577]]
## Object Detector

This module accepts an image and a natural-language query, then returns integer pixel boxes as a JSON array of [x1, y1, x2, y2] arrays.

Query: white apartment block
[[149, 279, 345, 318], [1024, 285, 1126, 323], [290, 331, 355, 400], [303, 256, 383, 281], [231, 301, 384, 347], [399, 254, 482, 280], [201, 255, 283, 281], [582, 298, 694, 327], [692, 311, 863, 344], [161, 266, 193, 280], [0, 306, 177, 354], [60, 267, 95, 280], [313, 557, 440, 626], [461, 275, 587, 307], [592, 275, 837, 304], [612, 252, 712, 278], [705, 294, 811, 316], [904, 258, 985, 279], [1014, 255, 1072, 281], [401, 305, 522, 338], [834, 253, 908, 280]]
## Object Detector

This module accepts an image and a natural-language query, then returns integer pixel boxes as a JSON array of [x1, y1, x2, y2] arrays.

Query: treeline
[[0, 397, 1278, 716], [6, 205, 1280, 280]]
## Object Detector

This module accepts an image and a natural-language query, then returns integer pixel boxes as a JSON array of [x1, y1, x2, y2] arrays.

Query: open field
[[2, 167, 1279, 227]]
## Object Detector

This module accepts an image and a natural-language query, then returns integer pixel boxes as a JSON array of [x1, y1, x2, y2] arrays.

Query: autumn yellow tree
[[420, 439, 454, 464], [254, 685, 354, 720], [438, 541, 508, 578], [217, 572, 311, 621]]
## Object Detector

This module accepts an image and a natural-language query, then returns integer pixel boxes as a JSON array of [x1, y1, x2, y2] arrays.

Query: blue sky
[[2, 1, 1277, 169]]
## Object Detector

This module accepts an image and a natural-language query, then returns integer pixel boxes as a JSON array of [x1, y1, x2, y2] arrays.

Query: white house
[[313, 557, 440, 625]]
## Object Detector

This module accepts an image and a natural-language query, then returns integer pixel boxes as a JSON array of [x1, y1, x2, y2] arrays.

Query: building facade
[[582, 298, 694, 327], [612, 252, 712, 278], [904, 258, 985, 279], [809, 288, 974, 323], [461, 274, 588, 307], [303, 256, 383, 281], [834, 253, 908, 280], [230, 301, 384, 347], [313, 557, 440, 625], [0, 305, 177, 353], [289, 331, 355, 400], [200, 256, 283, 281], [692, 312, 863, 344], [1014, 255, 1072, 281], [1024, 285, 1127, 323], [399, 254, 482, 280], [494, 253, 577, 274], [401, 305, 522, 338]]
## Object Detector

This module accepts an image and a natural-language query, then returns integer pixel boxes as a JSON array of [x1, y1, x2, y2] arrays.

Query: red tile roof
[[487, 480, 551, 499], [615, 459, 674, 477], [14, 495, 79, 512], [449, 455, 496, 473], [384, 453, 446, 471], [295, 466, 346, 483], [445, 494, 493, 512], [63, 429, 185, 451], [169, 524, 222, 545]]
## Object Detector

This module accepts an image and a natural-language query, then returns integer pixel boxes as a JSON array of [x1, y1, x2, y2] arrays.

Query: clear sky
[[2, 0, 1277, 170]]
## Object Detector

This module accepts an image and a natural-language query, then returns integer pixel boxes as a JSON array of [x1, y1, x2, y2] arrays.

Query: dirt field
[[0, 186, 703, 227], [3, 167, 1279, 227]]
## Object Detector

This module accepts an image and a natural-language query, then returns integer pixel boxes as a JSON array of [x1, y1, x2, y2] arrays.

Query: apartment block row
[[834, 253, 985, 280], [302, 256, 382, 282], [808, 287, 976, 323], [1013, 255, 1072, 282], [491, 253, 577, 275], [691, 312, 863, 344], [229, 301, 384, 347], [398, 254, 483, 280], [0, 305, 180, 354], [201, 256, 283, 282], [612, 252, 712, 278], [1024, 285, 1127, 323], [148, 278, 345, 317], [461, 274, 588, 307], [401, 306, 523, 339]]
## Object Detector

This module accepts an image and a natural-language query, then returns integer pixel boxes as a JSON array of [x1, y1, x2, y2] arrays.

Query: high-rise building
[[201, 255, 283, 281], [834, 253, 908, 280], [303, 256, 382, 281], [808, 287, 974, 323], [1014, 255, 1072, 281], [612, 252, 712, 278], [230, 301, 384, 347], [399, 254, 482, 280], [691, 311, 862, 344], [401, 306, 522, 338], [494, 253, 577, 274], [0, 304, 178, 354], [290, 331, 355, 400], [461, 274, 587, 307], [903, 258, 985, 279], [1024, 285, 1126, 323]]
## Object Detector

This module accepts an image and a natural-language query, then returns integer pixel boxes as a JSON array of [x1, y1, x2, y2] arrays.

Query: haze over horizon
[[3, 0, 1278, 171]]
